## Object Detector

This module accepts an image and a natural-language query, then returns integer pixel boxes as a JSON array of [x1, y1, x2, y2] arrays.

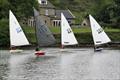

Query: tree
[[0, 0, 39, 46], [0, 0, 10, 19], [95, 0, 120, 28], [8, 0, 39, 20], [0, 19, 9, 46]]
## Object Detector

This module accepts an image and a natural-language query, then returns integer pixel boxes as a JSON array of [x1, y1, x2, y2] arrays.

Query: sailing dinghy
[[33, 8, 56, 56], [89, 15, 111, 51], [61, 13, 78, 49], [9, 10, 30, 53]]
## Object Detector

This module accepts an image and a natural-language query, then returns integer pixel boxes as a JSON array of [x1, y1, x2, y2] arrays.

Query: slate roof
[[55, 10, 75, 19]]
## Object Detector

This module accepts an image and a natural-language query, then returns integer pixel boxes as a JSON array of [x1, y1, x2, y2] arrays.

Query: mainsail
[[33, 8, 56, 46], [89, 15, 111, 46], [61, 13, 78, 46], [9, 10, 30, 47]]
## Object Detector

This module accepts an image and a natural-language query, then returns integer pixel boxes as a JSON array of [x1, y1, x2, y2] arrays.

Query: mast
[[33, 8, 39, 48]]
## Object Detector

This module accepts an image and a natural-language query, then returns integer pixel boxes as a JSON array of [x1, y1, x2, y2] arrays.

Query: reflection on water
[[0, 50, 10, 80], [0, 48, 120, 80]]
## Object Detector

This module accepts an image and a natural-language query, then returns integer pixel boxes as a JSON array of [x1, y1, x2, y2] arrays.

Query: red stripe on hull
[[35, 51, 45, 56]]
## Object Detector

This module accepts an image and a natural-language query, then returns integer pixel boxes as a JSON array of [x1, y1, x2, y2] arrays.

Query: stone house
[[81, 18, 90, 27], [27, 0, 75, 27]]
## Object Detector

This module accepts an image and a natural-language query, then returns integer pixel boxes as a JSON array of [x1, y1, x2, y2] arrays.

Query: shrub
[[0, 19, 9, 46]]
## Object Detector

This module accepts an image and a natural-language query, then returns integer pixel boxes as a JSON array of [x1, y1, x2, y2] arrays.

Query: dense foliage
[[0, 0, 10, 19], [0, 19, 9, 46], [96, 0, 120, 28], [8, 0, 39, 20], [0, 0, 39, 46], [0, 0, 39, 20]]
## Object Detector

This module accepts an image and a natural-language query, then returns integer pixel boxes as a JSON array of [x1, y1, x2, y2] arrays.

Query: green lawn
[[22, 26, 35, 34], [104, 28, 120, 32], [49, 27, 120, 34], [49, 27, 92, 34], [22, 26, 120, 34]]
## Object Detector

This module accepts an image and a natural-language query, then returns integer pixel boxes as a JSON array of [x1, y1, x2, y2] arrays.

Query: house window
[[42, 1, 45, 4], [45, 20, 47, 24], [53, 21, 56, 27], [53, 20, 61, 27], [45, 10, 48, 15], [41, 0, 47, 5], [83, 23, 86, 26], [68, 21, 71, 24], [58, 21, 60, 26]]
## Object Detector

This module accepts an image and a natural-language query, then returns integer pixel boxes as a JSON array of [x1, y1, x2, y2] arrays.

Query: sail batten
[[9, 10, 30, 47], [89, 15, 111, 46], [61, 13, 78, 46], [33, 8, 56, 46]]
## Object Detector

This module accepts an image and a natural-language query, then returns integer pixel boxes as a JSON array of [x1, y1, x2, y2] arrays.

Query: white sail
[[9, 10, 30, 47], [61, 13, 78, 46], [89, 15, 111, 46]]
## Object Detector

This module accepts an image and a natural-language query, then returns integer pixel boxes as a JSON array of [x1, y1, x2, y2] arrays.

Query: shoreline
[[0, 43, 120, 50]]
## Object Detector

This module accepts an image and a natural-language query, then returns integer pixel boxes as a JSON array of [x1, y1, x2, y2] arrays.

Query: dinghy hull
[[35, 51, 45, 56], [94, 48, 103, 52], [10, 49, 23, 53]]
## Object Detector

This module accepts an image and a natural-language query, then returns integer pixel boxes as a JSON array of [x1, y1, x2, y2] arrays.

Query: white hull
[[10, 49, 23, 53], [94, 48, 103, 52], [60, 49, 65, 52]]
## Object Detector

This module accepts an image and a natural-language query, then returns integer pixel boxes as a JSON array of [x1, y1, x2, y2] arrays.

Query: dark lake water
[[0, 48, 120, 80]]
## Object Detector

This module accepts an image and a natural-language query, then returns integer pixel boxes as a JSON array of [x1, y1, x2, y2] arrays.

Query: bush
[[0, 19, 9, 46]]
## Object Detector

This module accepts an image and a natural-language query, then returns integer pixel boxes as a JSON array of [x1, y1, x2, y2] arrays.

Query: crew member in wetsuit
[[35, 47, 39, 51]]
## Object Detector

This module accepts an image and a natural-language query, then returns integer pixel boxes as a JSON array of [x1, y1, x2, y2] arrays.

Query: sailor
[[35, 47, 39, 51]]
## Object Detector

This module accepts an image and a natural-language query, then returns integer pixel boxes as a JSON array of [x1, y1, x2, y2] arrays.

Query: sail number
[[16, 27, 22, 33], [67, 28, 72, 34], [97, 28, 103, 34]]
